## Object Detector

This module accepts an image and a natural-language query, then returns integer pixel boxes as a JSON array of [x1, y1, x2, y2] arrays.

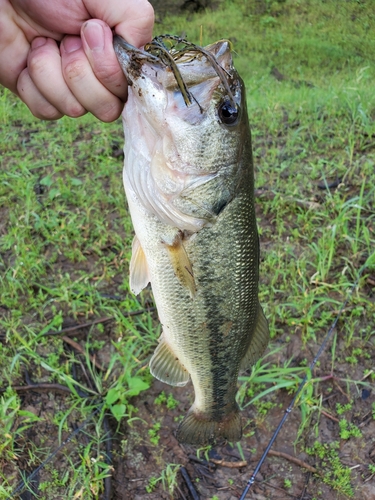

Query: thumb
[[83, 0, 154, 48]]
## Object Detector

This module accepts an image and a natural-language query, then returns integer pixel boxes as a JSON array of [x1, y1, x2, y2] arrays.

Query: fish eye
[[218, 100, 239, 125]]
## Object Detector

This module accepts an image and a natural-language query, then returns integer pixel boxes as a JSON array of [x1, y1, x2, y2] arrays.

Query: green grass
[[1, 0, 375, 498]]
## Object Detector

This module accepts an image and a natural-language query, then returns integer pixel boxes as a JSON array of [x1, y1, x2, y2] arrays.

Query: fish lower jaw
[[176, 406, 242, 446]]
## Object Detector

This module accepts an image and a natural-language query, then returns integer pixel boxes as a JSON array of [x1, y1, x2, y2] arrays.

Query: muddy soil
[[11, 326, 375, 500]]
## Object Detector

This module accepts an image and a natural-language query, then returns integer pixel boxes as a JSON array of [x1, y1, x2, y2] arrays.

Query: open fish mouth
[[113, 34, 238, 112]]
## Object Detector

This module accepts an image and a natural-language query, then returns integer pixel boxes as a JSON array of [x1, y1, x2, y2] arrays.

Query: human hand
[[0, 0, 154, 121]]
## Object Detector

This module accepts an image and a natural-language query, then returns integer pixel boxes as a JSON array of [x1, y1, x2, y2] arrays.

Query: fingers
[[0, 0, 30, 93], [17, 67, 63, 120], [25, 37, 86, 118], [61, 28, 124, 122], [115, 0, 155, 48], [81, 20, 128, 100], [84, 0, 154, 47], [2, 0, 155, 122], [20, 22, 126, 122]]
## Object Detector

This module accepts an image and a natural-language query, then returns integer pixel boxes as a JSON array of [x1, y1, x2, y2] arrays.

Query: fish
[[114, 35, 269, 445]]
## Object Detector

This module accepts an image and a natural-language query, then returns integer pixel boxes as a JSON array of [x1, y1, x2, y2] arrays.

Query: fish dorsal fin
[[129, 236, 150, 295], [163, 233, 197, 298], [239, 303, 270, 372], [149, 336, 190, 387]]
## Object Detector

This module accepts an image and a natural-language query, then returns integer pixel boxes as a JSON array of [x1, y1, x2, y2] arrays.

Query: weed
[[146, 476, 159, 493], [338, 419, 362, 440], [148, 422, 162, 446], [306, 441, 354, 497], [284, 478, 292, 489], [336, 402, 353, 415], [154, 391, 179, 410], [146, 463, 181, 497], [196, 445, 212, 462]]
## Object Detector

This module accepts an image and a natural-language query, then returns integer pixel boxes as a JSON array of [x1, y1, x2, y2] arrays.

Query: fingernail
[[63, 36, 82, 54], [31, 37, 47, 49], [83, 21, 104, 51]]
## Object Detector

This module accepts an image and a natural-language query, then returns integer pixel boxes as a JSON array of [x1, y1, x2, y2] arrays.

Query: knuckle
[[93, 60, 117, 80], [28, 51, 48, 77], [95, 100, 123, 123], [64, 58, 87, 82], [95, 63, 124, 87]]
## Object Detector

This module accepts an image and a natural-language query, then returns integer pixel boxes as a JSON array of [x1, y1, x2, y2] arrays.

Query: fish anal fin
[[149, 337, 190, 387], [129, 235, 150, 295], [240, 302, 270, 372], [163, 233, 196, 298], [176, 407, 242, 445]]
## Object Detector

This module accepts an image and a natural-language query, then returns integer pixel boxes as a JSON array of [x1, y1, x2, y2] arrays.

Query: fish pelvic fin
[[149, 336, 190, 387], [239, 301, 270, 372], [176, 407, 242, 445], [129, 236, 150, 295]]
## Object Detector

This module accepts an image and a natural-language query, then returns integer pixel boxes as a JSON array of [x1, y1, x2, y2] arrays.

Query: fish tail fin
[[176, 407, 242, 445]]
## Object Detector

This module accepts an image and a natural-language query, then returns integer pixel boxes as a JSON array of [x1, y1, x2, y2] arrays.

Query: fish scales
[[114, 35, 269, 445]]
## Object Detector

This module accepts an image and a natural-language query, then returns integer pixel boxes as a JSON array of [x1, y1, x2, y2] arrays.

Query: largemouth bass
[[114, 35, 269, 445]]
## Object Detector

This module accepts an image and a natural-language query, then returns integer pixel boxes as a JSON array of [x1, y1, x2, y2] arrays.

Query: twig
[[176, 485, 188, 500], [188, 455, 208, 465], [254, 188, 321, 210], [299, 472, 311, 500], [0, 383, 72, 394], [362, 369, 373, 381], [77, 358, 96, 391], [102, 416, 113, 500], [268, 450, 319, 475], [333, 379, 351, 401], [180, 467, 200, 500], [320, 409, 339, 422], [69, 360, 91, 397], [188, 455, 212, 468], [209, 458, 247, 468], [62, 335, 105, 371], [193, 464, 214, 481], [42, 316, 114, 336], [42, 308, 156, 337]]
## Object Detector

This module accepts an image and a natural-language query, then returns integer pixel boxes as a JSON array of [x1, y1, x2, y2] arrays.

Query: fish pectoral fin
[[149, 337, 190, 387], [129, 235, 150, 295], [163, 233, 197, 298], [239, 302, 270, 372]]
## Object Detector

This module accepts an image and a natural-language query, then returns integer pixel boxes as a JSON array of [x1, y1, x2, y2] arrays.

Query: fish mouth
[[114, 35, 238, 110], [113, 36, 160, 83]]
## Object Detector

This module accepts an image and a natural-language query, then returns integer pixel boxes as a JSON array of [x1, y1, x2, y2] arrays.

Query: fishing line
[[239, 257, 373, 500], [6, 405, 102, 499]]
